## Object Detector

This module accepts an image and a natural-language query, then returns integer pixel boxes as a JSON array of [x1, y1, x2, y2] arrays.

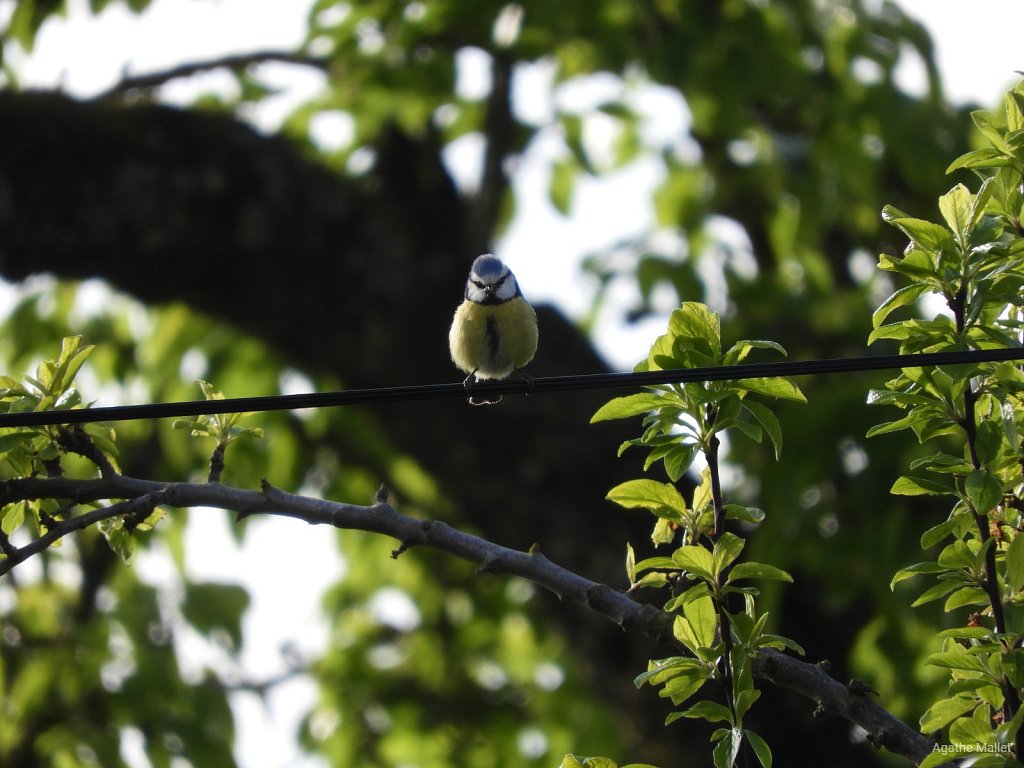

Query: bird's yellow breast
[[449, 297, 538, 379]]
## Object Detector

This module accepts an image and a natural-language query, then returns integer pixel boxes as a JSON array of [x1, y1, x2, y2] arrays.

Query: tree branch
[[0, 474, 940, 765], [0, 492, 161, 575], [753, 652, 946, 766], [471, 49, 515, 251], [92, 50, 331, 101]]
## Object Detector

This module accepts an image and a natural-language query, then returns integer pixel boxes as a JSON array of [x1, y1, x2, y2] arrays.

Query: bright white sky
[[2, 2, 1023, 767]]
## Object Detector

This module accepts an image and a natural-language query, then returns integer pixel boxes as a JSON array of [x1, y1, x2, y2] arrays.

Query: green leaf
[[970, 421, 1003, 468], [944, 586, 988, 612], [633, 571, 670, 590], [733, 688, 760, 720], [592, 393, 668, 423], [53, 341, 93, 397], [1001, 649, 1024, 689], [712, 727, 743, 768], [910, 579, 964, 608], [949, 709, 996, 748], [938, 183, 974, 245], [920, 696, 977, 733], [652, 517, 676, 547], [946, 147, 1015, 172], [1008, 535, 1024, 592], [872, 283, 929, 328], [936, 627, 994, 640], [666, 582, 711, 613], [726, 562, 793, 584], [969, 177, 996, 229], [633, 556, 679, 573], [890, 561, 944, 590], [679, 699, 733, 724], [741, 400, 783, 459], [673, 546, 716, 583], [683, 594, 718, 649], [724, 504, 765, 524], [926, 650, 994, 675], [736, 377, 806, 403], [881, 204, 955, 251], [606, 479, 686, 518], [757, 634, 805, 655], [937, 540, 977, 570], [634, 656, 707, 688], [663, 443, 700, 482], [722, 339, 786, 365], [1, 502, 26, 536], [660, 668, 713, 705], [100, 521, 136, 562], [964, 469, 1003, 514], [890, 475, 954, 496], [745, 730, 773, 768], [712, 532, 745, 575], [668, 303, 722, 358], [921, 515, 972, 549]]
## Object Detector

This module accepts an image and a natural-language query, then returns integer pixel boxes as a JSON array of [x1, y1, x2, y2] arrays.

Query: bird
[[449, 254, 538, 405]]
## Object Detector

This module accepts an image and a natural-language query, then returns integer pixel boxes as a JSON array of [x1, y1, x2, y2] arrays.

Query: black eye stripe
[[471, 275, 507, 288]]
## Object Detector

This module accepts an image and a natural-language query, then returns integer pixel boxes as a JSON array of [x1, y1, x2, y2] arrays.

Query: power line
[[1, 347, 1022, 428]]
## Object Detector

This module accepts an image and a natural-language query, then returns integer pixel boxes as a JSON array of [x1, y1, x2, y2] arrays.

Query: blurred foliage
[[0, 0, 1005, 765]]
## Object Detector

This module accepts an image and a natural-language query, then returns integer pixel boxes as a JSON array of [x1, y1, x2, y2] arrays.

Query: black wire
[[2, 347, 1022, 428]]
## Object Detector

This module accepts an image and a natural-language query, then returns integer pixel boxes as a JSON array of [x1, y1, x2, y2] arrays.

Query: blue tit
[[449, 254, 538, 404]]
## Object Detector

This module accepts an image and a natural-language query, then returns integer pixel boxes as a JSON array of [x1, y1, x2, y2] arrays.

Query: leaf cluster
[[0, 336, 132, 546], [172, 379, 265, 448], [872, 80, 1024, 763], [593, 302, 803, 491]]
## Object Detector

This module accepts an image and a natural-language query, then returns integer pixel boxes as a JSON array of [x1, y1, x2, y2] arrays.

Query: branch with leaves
[[587, 302, 806, 767], [0, 468, 939, 765], [867, 82, 1024, 767]]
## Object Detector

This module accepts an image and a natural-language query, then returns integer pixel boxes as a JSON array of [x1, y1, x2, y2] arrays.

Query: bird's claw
[[463, 370, 501, 406]]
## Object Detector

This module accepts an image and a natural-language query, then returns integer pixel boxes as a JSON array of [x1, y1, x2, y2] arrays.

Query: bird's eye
[[472, 279, 485, 289]]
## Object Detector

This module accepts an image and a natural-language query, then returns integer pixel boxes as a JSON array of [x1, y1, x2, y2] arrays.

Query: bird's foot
[[463, 371, 501, 406], [513, 368, 534, 396]]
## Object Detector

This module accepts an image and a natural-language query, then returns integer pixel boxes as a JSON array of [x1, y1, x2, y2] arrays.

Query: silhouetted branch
[[93, 49, 331, 101]]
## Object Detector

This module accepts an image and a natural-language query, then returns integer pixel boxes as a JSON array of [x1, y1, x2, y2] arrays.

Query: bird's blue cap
[[471, 254, 507, 280]]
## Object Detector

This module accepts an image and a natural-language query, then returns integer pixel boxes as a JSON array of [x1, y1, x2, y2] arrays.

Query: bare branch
[[92, 50, 331, 102], [753, 651, 946, 766], [0, 474, 940, 765]]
